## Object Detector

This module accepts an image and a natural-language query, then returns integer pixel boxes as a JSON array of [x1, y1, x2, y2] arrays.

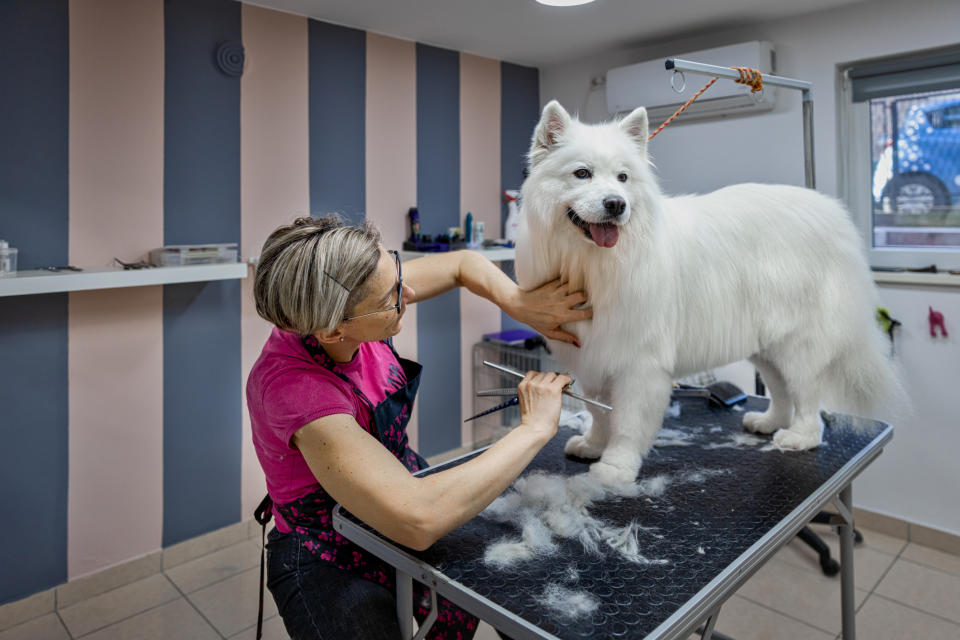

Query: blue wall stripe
[[500, 62, 540, 332], [0, 0, 69, 606], [0, 296, 69, 606], [163, 0, 242, 546], [416, 44, 461, 457], [309, 20, 366, 224], [0, 0, 69, 271]]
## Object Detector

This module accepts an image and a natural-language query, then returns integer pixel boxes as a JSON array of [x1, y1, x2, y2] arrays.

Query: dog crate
[[471, 341, 585, 447]]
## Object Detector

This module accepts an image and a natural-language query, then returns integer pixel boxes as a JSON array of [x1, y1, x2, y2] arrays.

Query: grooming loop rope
[[647, 66, 764, 140]]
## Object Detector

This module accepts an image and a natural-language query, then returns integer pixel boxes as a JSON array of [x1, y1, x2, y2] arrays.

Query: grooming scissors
[[464, 360, 613, 423]]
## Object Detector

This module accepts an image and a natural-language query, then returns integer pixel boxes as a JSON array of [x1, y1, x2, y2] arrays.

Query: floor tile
[[58, 574, 180, 638], [852, 509, 910, 541], [57, 551, 161, 609], [853, 594, 960, 639], [0, 614, 70, 640], [775, 534, 897, 591], [228, 615, 290, 640], [188, 566, 278, 637], [709, 595, 833, 640], [901, 541, 960, 577], [735, 557, 869, 635], [856, 526, 910, 556], [80, 598, 220, 640], [165, 540, 262, 594], [910, 523, 960, 556], [874, 558, 960, 624], [475, 621, 502, 639], [0, 589, 54, 633], [163, 521, 248, 571]]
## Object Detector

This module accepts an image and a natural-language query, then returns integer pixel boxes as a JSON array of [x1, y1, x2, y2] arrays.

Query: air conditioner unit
[[606, 41, 777, 124]]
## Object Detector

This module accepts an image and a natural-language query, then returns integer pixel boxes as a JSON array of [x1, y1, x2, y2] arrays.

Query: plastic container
[[149, 243, 238, 267], [0, 240, 17, 276], [473, 221, 485, 247]]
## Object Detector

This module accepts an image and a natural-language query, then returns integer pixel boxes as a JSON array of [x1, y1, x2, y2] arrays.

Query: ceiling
[[244, 0, 868, 67]]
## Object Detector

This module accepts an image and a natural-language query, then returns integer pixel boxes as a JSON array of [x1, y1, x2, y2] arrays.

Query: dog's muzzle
[[568, 208, 621, 248]]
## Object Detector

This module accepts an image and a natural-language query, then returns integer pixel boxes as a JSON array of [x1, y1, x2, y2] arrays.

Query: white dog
[[515, 100, 898, 485]]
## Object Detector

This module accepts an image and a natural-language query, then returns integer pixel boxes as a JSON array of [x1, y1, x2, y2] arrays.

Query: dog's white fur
[[516, 101, 898, 485]]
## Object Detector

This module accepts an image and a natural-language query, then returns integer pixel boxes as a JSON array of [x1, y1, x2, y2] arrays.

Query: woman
[[248, 216, 590, 640]]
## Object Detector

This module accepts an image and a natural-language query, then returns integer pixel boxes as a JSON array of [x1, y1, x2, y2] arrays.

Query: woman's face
[[340, 246, 414, 342]]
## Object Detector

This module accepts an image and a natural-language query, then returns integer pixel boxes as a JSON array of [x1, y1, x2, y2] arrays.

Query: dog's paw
[[565, 434, 603, 459], [742, 411, 783, 435], [772, 428, 821, 450], [589, 460, 638, 486]]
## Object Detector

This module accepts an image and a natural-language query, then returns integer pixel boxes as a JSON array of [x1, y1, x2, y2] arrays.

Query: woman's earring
[[339, 337, 344, 342]]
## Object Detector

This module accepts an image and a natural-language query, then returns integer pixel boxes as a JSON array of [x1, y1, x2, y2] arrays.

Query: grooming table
[[333, 396, 893, 639]]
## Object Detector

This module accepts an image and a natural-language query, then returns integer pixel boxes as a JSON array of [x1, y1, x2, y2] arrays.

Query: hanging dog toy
[[929, 306, 948, 338], [875, 307, 901, 355]]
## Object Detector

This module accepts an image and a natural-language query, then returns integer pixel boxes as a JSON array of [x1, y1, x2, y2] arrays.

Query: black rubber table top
[[340, 396, 890, 639]]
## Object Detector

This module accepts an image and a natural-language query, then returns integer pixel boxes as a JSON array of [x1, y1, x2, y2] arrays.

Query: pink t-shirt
[[247, 327, 408, 532]]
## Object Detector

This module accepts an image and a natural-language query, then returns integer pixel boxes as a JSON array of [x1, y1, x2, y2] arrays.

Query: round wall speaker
[[215, 41, 245, 77]]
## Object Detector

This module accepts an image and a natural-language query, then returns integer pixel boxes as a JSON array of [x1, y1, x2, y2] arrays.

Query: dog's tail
[[826, 321, 910, 429]]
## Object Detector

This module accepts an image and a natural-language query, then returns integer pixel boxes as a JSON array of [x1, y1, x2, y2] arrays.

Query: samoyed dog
[[515, 100, 898, 485]]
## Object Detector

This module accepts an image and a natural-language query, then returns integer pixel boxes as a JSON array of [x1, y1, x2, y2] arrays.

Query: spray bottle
[[503, 190, 521, 245]]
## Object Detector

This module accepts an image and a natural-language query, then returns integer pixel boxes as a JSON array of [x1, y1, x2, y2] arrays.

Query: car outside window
[[840, 48, 960, 267]]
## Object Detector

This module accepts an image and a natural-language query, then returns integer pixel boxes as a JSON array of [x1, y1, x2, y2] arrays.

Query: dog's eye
[[617, 172, 628, 183], [573, 168, 592, 179]]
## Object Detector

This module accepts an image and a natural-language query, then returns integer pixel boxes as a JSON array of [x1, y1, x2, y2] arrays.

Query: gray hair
[[254, 216, 382, 335]]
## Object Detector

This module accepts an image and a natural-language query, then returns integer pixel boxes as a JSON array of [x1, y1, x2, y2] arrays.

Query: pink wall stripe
[[67, 0, 165, 578], [459, 54, 502, 445], [240, 4, 311, 519], [365, 33, 420, 448]]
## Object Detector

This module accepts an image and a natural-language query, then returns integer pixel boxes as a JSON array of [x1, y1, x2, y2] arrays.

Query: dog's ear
[[530, 100, 571, 166], [619, 107, 649, 155]]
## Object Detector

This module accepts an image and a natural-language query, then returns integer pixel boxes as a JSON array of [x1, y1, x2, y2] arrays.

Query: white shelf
[[399, 247, 516, 262], [0, 263, 249, 297], [872, 271, 960, 288]]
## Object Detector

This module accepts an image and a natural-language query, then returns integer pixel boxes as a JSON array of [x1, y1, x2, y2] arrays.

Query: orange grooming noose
[[648, 67, 765, 141]]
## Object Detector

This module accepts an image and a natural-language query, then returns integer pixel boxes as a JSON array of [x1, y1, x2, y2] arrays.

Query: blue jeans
[[266, 527, 483, 640]]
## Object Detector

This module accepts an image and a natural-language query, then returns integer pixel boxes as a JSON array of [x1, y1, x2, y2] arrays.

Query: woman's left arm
[[403, 250, 592, 345]]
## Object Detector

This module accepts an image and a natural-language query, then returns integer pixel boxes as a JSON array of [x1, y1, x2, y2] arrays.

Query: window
[[840, 47, 960, 267]]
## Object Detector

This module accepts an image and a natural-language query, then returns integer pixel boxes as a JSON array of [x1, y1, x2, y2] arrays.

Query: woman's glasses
[[342, 250, 403, 321]]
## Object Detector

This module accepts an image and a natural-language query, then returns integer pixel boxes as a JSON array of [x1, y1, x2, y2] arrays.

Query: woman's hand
[[517, 370, 573, 440], [506, 279, 592, 347]]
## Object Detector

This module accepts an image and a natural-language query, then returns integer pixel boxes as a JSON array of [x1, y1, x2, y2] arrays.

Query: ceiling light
[[536, 0, 596, 6]]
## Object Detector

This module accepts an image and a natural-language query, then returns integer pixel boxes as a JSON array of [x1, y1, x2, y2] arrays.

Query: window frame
[[838, 57, 960, 269]]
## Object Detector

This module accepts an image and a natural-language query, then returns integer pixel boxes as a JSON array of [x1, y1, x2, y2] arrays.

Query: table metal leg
[[700, 607, 721, 639], [397, 571, 413, 640], [412, 585, 438, 640], [838, 485, 856, 640]]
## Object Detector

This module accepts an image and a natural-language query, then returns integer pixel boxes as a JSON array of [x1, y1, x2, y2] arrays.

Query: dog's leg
[[743, 356, 793, 435], [772, 373, 823, 450], [564, 382, 609, 459], [590, 371, 672, 486]]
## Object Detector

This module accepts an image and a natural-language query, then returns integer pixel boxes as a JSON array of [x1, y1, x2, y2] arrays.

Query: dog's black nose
[[603, 196, 626, 217]]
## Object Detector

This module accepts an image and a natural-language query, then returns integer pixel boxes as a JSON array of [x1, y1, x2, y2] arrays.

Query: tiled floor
[[3, 527, 959, 640]]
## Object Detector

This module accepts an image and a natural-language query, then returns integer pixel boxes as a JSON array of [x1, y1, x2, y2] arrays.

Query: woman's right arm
[[292, 371, 570, 551]]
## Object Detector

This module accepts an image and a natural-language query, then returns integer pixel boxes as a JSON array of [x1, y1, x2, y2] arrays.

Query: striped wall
[[0, 0, 538, 605]]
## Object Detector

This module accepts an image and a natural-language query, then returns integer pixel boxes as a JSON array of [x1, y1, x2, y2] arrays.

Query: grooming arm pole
[[664, 58, 816, 189]]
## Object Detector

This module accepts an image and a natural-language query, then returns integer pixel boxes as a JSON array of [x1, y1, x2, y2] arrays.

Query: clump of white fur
[[537, 584, 599, 620], [482, 468, 725, 568]]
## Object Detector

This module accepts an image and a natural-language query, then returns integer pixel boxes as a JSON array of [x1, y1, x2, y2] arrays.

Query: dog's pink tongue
[[589, 223, 619, 248]]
